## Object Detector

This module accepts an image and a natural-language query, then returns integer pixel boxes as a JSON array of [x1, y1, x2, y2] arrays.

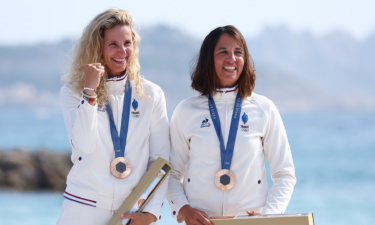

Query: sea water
[[0, 109, 374, 225]]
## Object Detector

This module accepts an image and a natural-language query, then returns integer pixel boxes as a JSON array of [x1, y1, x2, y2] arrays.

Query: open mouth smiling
[[224, 66, 236, 72], [112, 58, 126, 63]]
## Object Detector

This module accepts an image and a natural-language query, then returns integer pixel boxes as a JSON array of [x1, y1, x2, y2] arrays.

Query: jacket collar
[[106, 70, 127, 82], [105, 70, 127, 91], [215, 84, 238, 93], [212, 85, 238, 102]]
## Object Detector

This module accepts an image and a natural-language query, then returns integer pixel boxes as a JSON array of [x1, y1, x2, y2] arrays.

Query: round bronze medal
[[110, 157, 131, 179], [214, 169, 236, 191]]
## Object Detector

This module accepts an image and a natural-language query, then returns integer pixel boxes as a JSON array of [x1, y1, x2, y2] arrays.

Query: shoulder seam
[[249, 98, 269, 120]]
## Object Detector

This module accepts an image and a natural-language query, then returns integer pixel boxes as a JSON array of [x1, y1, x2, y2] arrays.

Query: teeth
[[113, 58, 126, 62], [224, 66, 235, 71]]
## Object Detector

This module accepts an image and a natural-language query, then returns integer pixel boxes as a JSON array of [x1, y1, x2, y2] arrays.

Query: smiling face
[[102, 25, 133, 77], [214, 33, 244, 87]]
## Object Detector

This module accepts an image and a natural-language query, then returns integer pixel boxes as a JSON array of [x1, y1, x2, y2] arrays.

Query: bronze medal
[[214, 169, 236, 191], [110, 157, 131, 179]]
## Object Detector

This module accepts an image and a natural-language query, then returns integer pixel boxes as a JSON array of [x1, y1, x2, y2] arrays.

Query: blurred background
[[0, 0, 374, 224]]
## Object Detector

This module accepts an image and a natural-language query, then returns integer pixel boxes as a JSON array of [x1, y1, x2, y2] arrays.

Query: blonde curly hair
[[63, 8, 143, 106]]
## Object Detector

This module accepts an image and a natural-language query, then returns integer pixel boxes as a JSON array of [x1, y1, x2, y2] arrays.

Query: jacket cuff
[[142, 202, 163, 222], [169, 195, 189, 219], [80, 96, 97, 108]]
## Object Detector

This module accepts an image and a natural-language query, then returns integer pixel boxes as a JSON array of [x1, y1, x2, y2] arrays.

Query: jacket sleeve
[[60, 85, 99, 156], [142, 88, 170, 221], [262, 101, 297, 214], [166, 103, 190, 220]]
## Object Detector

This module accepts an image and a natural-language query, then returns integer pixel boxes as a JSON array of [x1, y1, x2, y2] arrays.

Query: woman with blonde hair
[[167, 25, 296, 225], [57, 8, 169, 225]]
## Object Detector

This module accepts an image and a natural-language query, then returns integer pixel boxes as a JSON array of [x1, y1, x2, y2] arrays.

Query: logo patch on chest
[[240, 112, 249, 132], [131, 99, 140, 118], [98, 106, 106, 112], [201, 117, 211, 128]]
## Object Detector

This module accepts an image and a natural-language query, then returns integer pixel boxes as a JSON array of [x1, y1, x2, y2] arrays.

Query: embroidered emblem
[[200, 117, 211, 128], [240, 112, 249, 132], [98, 106, 106, 112], [132, 99, 138, 111], [242, 112, 248, 124], [131, 99, 140, 118]]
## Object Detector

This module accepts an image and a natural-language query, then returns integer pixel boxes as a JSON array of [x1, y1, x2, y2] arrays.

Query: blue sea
[[0, 109, 374, 225]]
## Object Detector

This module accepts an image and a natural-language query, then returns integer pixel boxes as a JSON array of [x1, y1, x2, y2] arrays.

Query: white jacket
[[60, 74, 170, 222], [167, 86, 296, 219]]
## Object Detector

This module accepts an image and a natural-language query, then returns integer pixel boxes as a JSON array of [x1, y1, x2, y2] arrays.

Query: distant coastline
[[0, 150, 71, 191], [1, 25, 375, 113]]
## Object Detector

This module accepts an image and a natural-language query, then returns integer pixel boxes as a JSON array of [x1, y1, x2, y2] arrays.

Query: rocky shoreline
[[0, 150, 72, 191]]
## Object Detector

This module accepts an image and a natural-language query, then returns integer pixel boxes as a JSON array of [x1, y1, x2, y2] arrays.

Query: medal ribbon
[[208, 93, 242, 170], [106, 77, 132, 158]]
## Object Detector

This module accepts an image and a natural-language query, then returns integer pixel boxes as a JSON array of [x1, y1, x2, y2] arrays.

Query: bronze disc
[[214, 169, 236, 191], [110, 157, 131, 179]]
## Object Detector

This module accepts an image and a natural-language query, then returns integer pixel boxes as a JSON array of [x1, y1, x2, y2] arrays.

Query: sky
[[1, 0, 375, 45]]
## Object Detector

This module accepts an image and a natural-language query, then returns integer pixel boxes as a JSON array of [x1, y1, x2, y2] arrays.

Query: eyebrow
[[216, 47, 243, 51], [105, 38, 132, 43]]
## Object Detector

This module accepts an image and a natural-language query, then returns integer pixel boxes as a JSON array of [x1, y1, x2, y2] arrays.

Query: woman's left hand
[[246, 210, 262, 216], [120, 212, 156, 225]]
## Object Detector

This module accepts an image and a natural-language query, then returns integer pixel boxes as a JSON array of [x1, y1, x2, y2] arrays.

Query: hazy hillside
[[0, 25, 374, 112]]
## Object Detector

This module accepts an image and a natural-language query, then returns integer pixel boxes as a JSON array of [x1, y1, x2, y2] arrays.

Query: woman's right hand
[[179, 205, 212, 225], [84, 63, 105, 96]]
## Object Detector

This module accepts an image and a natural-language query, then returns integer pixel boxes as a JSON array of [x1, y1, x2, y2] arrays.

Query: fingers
[[194, 210, 211, 225], [90, 63, 104, 72], [200, 210, 208, 218], [181, 205, 212, 225], [85, 64, 105, 71], [120, 212, 155, 225], [197, 214, 212, 225], [121, 213, 133, 219], [85, 63, 105, 89], [91, 62, 103, 67], [246, 210, 262, 216]]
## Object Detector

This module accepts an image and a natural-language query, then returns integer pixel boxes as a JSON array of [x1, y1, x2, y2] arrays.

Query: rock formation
[[0, 150, 72, 191]]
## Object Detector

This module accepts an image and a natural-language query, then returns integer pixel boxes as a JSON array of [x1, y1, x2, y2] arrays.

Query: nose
[[117, 45, 127, 56], [226, 51, 236, 62]]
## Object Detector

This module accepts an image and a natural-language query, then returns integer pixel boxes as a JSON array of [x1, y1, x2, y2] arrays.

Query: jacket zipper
[[111, 179, 116, 215], [221, 89, 228, 216], [111, 84, 119, 215]]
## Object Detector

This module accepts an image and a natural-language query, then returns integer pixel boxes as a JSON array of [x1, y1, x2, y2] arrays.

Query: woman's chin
[[218, 75, 240, 87], [220, 79, 238, 87]]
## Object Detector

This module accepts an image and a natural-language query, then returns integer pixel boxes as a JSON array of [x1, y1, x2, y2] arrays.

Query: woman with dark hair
[[167, 25, 296, 225]]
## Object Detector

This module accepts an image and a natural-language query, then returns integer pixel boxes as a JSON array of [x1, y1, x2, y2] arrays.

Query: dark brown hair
[[190, 25, 256, 99]]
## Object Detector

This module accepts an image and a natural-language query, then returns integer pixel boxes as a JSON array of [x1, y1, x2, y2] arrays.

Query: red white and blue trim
[[216, 85, 238, 93], [106, 70, 127, 82], [63, 191, 97, 207]]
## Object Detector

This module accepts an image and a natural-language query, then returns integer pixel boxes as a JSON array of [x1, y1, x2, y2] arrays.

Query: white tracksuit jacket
[[60, 74, 169, 222], [167, 86, 296, 219]]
